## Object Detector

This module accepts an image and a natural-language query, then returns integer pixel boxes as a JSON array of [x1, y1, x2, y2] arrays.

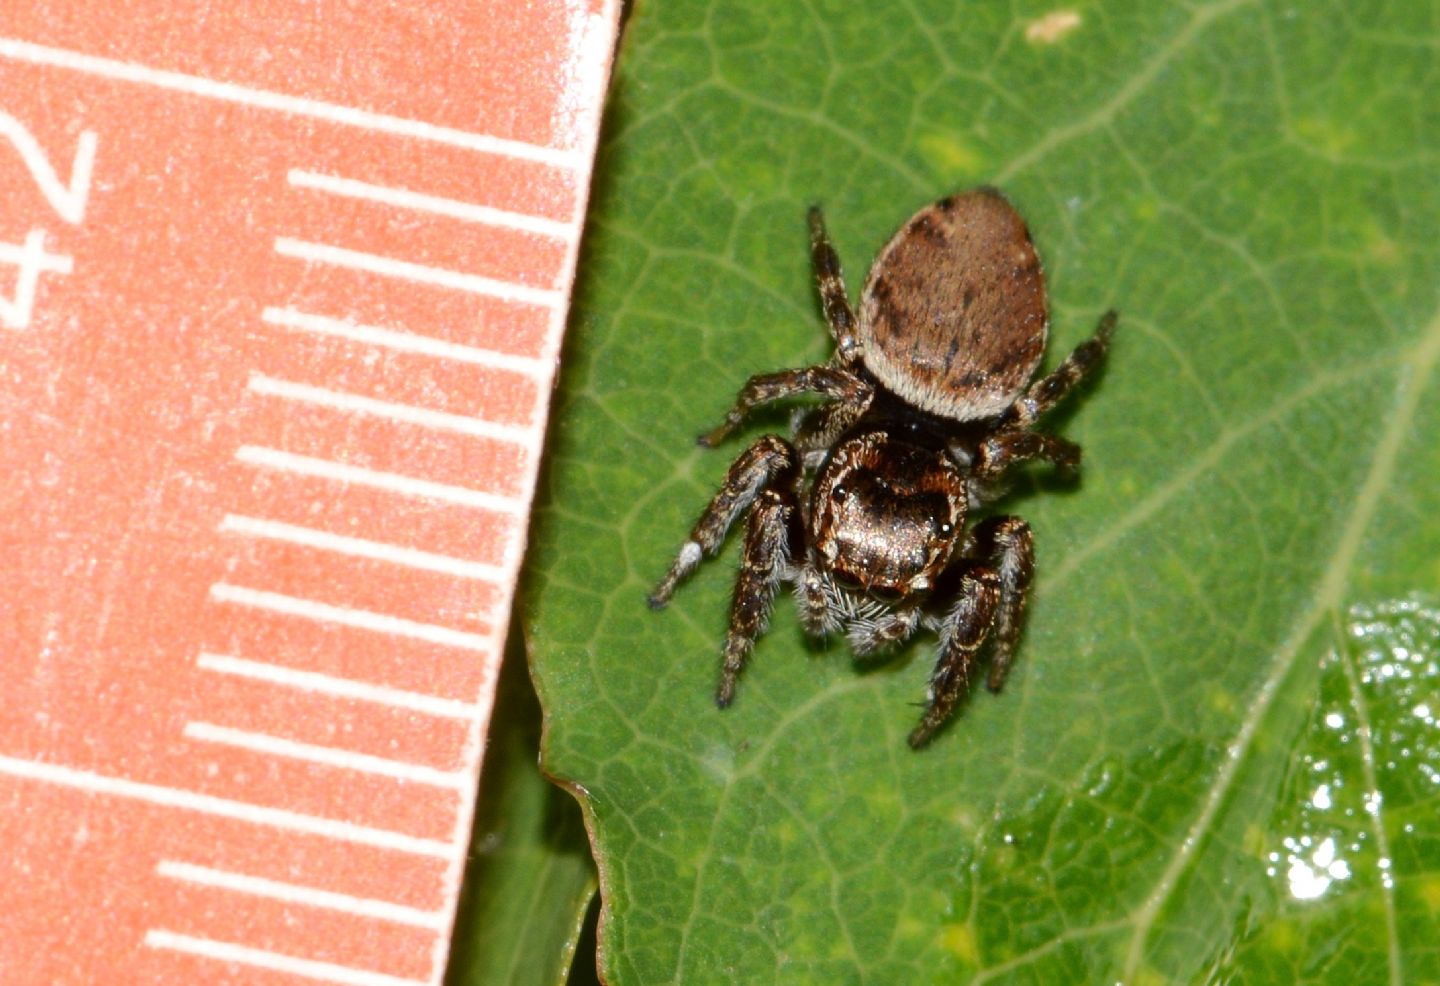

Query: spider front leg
[[699, 366, 872, 448], [909, 567, 1001, 748], [970, 516, 1035, 692], [792, 399, 871, 468], [847, 606, 922, 657], [717, 488, 797, 707], [795, 560, 837, 636], [649, 435, 797, 608], [975, 430, 1082, 479]]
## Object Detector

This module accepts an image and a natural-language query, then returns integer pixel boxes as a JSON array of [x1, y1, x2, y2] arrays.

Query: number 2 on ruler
[[0, 109, 96, 329]]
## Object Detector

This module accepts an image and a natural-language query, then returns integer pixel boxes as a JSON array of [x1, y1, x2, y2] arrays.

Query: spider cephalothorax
[[809, 430, 966, 596], [649, 187, 1115, 747]]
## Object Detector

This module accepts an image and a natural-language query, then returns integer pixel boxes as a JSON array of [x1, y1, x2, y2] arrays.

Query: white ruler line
[[287, 169, 573, 240], [274, 237, 562, 309], [210, 583, 488, 652], [145, 930, 429, 986], [184, 722, 467, 790], [247, 372, 531, 444], [261, 306, 550, 378], [219, 514, 506, 581], [156, 860, 448, 929], [0, 754, 451, 857], [0, 37, 579, 168], [196, 652, 479, 720], [234, 445, 525, 514]]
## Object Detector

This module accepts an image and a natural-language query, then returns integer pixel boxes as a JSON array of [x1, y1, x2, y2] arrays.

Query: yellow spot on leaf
[[938, 922, 979, 962], [1208, 685, 1235, 717], [948, 805, 978, 829], [1132, 965, 1172, 986], [1362, 223, 1400, 266], [867, 788, 902, 813], [1294, 117, 1356, 157], [917, 133, 988, 180], [897, 914, 930, 943], [1026, 10, 1083, 45], [1419, 874, 1440, 912], [1262, 916, 1301, 954]]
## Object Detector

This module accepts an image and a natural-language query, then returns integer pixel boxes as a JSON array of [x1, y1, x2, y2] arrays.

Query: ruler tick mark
[[260, 306, 550, 377], [219, 515, 506, 581], [235, 445, 526, 513], [196, 653, 480, 719], [274, 237, 562, 308], [157, 860, 449, 929], [0, 754, 452, 856], [247, 373, 532, 444], [184, 721, 468, 790], [0, 36, 580, 167], [145, 930, 430, 986], [287, 169, 573, 240], [210, 583, 490, 651]]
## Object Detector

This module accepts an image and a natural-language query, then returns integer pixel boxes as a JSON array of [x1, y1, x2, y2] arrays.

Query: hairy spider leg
[[649, 435, 798, 608], [807, 205, 861, 363], [1005, 309, 1118, 428], [791, 399, 873, 467], [976, 431, 1082, 478], [717, 488, 797, 707], [698, 366, 872, 448], [971, 516, 1035, 692], [795, 561, 833, 636], [793, 555, 925, 652], [910, 567, 1001, 748], [846, 604, 923, 657]]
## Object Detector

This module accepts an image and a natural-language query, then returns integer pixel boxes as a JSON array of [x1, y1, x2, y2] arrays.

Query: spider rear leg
[[699, 366, 872, 448], [909, 567, 1001, 748], [808, 205, 861, 363], [1006, 309, 1117, 428], [718, 488, 797, 707], [971, 516, 1035, 693], [649, 435, 797, 609]]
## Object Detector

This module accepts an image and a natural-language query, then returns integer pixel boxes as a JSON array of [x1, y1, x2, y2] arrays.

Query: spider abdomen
[[857, 188, 1048, 422]]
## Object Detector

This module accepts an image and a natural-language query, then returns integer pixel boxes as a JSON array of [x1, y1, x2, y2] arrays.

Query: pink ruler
[[0, 3, 617, 983]]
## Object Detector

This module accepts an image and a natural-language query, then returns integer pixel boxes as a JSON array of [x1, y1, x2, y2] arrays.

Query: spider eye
[[937, 520, 954, 537], [832, 484, 848, 502]]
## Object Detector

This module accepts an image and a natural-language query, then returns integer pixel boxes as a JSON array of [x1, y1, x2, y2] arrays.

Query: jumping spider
[[649, 187, 1115, 747]]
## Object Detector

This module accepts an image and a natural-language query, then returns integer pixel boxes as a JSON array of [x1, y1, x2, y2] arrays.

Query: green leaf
[[446, 620, 596, 986], [529, 0, 1440, 982]]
